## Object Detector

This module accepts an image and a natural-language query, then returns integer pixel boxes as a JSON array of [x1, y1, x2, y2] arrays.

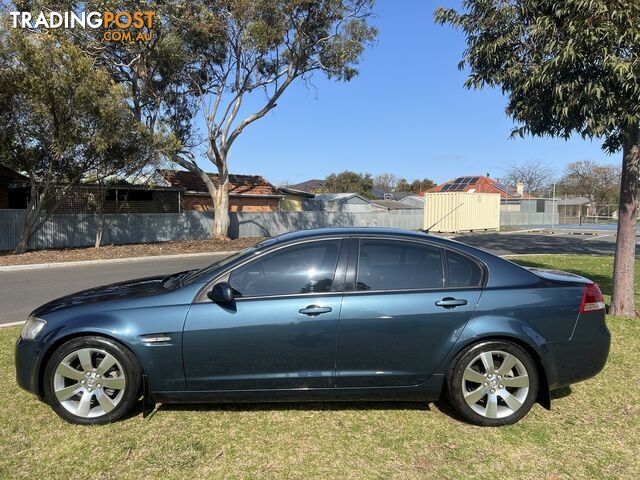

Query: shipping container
[[423, 192, 500, 233]]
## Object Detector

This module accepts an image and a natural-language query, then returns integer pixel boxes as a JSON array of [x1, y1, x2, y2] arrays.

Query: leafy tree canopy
[[322, 171, 374, 198], [435, 0, 640, 152]]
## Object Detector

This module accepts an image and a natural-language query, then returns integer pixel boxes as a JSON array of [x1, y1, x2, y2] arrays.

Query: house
[[370, 199, 422, 210], [556, 196, 595, 222], [0, 165, 29, 209], [287, 179, 326, 194], [157, 170, 284, 212], [429, 175, 561, 217], [311, 193, 386, 212], [429, 175, 529, 198], [397, 195, 425, 209], [278, 187, 315, 212]]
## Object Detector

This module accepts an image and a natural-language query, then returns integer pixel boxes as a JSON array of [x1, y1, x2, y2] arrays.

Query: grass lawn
[[0, 255, 638, 479]]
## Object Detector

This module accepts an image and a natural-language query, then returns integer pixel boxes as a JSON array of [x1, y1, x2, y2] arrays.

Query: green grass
[[509, 254, 640, 306], [0, 255, 638, 479]]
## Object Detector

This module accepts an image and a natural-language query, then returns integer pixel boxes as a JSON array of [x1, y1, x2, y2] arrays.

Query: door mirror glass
[[208, 282, 235, 304]]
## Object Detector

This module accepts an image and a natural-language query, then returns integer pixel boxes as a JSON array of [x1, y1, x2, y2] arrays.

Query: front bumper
[[544, 311, 611, 389], [15, 336, 45, 397]]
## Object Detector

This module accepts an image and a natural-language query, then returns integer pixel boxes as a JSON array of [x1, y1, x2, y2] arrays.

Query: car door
[[335, 238, 483, 388], [183, 238, 347, 391]]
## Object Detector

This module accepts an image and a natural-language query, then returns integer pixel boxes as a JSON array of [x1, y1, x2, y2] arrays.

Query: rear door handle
[[435, 297, 468, 308], [299, 305, 332, 316]]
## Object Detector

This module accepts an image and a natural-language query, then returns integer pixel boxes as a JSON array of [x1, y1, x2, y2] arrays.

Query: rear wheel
[[43, 336, 141, 425], [447, 340, 539, 426]]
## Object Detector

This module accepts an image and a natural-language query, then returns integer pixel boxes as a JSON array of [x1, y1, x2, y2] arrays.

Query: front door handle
[[299, 305, 332, 316], [435, 297, 468, 309]]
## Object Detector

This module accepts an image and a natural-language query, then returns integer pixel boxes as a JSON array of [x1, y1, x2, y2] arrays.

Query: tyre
[[43, 336, 142, 425], [446, 340, 539, 426]]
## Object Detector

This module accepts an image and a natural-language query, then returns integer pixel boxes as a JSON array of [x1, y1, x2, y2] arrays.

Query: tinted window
[[356, 240, 444, 291], [229, 240, 340, 297], [447, 251, 482, 287], [536, 199, 545, 213]]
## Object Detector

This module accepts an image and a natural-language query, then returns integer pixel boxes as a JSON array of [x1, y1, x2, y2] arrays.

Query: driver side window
[[228, 240, 341, 297]]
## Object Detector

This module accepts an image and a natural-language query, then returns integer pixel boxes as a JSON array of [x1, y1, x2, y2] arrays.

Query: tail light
[[580, 283, 605, 313]]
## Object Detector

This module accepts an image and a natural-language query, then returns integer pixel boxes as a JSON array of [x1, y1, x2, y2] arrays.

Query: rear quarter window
[[447, 250, 483, 287]]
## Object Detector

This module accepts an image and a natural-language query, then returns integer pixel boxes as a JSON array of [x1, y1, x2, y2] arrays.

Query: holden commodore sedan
[[15, 228, 610, 426]]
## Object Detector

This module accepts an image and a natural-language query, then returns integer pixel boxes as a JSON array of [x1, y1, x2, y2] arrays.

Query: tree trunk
[[95, 215, 105, 249], [14, 186, 41, 254], [213, 164, 230, 239], [610, 124, 640, 317]]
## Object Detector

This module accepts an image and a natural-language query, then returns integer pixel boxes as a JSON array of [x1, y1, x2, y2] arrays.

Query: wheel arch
[[444, 334, 551, 410], [36, 331, 142, 398]]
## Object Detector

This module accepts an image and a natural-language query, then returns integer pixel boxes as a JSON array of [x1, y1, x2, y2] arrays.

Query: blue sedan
[[15, 228, 610, 426]]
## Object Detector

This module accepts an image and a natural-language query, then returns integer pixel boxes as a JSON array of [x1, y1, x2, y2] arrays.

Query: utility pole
[[551, 182, 556, 231]]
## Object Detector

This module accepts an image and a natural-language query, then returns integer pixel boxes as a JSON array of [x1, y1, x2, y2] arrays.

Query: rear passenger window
[[447, 251, 482, 287], [357, 240, 444, 291]]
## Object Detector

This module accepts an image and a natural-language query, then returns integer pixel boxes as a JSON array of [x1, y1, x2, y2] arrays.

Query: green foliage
[[434, 0, 640, 152], [394, 178, 436, 194], [0, 26, 149, 184], [322, 170, 374, 198], [409, 178, 436, 193]]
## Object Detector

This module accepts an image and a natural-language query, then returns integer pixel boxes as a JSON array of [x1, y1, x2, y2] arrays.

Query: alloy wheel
[[461, 350, 530, 419], [52, 347, 127, 418]]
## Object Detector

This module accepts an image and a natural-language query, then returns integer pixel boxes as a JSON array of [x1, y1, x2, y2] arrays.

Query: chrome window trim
[[193, 234, 488, 303]]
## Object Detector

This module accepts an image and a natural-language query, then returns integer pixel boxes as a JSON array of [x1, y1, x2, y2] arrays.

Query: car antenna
[[424, 202, 464, 233]]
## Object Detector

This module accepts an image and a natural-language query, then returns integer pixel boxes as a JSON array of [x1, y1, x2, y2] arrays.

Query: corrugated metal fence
[[0, 209, 424, 251]]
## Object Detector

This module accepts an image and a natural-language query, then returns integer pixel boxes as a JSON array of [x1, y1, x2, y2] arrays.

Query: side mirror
[[208, 282, 235, 304]]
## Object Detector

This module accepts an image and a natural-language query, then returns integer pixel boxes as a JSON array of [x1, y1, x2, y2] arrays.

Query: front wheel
[[43, 336, 141, 425], [446, 340, 539, 426]]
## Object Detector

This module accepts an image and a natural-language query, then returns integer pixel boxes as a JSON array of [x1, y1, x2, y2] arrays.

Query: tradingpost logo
[[9, 10, 156, 43]]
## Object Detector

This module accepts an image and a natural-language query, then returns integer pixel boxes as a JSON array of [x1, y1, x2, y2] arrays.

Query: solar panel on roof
[[469, 176, 480, 183], [441, 184, 451, 191], [450, 183, 466, 191], [454, 177, 464, 183]]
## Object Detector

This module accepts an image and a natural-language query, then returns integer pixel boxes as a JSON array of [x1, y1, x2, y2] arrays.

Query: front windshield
[[181, 238, 277, 285]]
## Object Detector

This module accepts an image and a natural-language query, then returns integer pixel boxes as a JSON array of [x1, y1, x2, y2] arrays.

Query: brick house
[[157, 170, 283, 212], [428, 176, 530, 198]]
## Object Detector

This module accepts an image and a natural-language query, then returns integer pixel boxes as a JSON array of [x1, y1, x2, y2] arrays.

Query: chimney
[[516, 181, 525, 195]]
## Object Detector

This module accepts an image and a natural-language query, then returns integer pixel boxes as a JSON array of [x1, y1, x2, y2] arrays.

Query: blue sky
[[193, 0, 617, 186]]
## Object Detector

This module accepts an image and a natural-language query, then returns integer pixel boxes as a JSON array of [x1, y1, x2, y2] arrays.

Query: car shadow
[[153, 400, 431, 414], [550, 386, 572, 399]]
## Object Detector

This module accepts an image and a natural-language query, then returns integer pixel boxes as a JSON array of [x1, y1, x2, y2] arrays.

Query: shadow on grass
[[550, 386, 572, 400], [155, 400, 432, 414]]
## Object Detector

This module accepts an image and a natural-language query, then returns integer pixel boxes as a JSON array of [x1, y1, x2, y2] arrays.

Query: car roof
[[272, 227, 432, 243]]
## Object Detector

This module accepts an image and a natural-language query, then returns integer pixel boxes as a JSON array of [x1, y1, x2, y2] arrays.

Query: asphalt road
[[0, 230, 631, 325], [452, 229, 628, 256], [0, 254, 226, 325]]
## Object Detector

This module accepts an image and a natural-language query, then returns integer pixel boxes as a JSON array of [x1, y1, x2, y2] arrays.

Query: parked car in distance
[[16, 228, 610, 426]]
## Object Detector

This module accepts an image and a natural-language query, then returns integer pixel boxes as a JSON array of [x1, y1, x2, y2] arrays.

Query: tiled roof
[[287, 179, 326, 193], [158, 170, 282, 197], [371, 199, 420, 210], [428, 176, 529, 198]]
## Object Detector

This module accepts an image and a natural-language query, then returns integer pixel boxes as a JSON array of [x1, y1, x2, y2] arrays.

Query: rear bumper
[[544, 311, 610, 389]]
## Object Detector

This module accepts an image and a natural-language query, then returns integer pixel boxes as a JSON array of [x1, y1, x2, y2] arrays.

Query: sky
[[192, 0, 618, 187]]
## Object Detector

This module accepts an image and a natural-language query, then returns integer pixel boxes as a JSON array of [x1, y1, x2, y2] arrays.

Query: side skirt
[[152, 374, 444, 404]]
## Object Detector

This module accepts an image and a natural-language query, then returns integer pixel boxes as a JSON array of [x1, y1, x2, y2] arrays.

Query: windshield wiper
[[162, 271, 191, 289]]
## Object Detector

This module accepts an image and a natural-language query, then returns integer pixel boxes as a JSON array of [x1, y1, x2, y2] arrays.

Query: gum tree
[[172, 0, 377, 238], [435, 0, 640, 316]]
